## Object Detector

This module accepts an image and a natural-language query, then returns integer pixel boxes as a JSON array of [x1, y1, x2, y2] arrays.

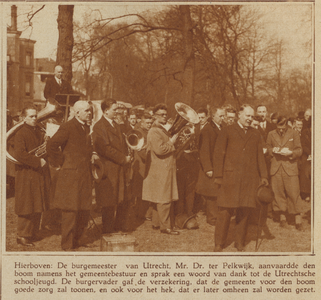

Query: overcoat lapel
[[244, 127, 255, 143], [73, 118, 85, 136], [102, 116, 120, 138], [235, 123, 247, 140], [73, 118, 92, 147], [114, 122, 125, 147], [211, 122, 221, 135], [234, 124, 255, 149]]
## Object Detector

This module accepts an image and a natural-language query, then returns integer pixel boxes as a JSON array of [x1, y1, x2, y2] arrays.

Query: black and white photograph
[[4, 2, 314, 254], [3, 1, 320, 299]]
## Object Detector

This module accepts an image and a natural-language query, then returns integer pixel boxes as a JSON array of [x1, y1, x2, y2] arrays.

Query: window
[[26, 51, 32, 66], [25, 75, 31, 97]]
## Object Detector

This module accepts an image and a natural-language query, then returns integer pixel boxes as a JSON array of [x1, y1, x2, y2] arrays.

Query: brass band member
[[142, 104, 179, 235], [130, 113, 153, 220], [14, 105, 50, 246]]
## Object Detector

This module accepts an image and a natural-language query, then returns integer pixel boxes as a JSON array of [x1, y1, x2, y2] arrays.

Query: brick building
[[7, 5, 36, 115]]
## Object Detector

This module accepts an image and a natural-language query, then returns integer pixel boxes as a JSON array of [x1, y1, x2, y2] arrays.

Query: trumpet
[[6, 100, 61, 165], [28, 134, 49, 158]]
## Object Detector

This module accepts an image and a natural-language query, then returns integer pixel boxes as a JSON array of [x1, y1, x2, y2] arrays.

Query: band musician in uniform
[[14, 105, 50, 246], [130, 113, 153, 221], [142, 104, 179, 235]]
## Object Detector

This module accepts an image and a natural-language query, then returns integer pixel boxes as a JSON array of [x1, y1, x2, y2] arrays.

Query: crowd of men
[[9, 68, 311, 251]]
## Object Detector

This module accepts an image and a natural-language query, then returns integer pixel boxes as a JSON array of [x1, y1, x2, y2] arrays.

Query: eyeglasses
[[154, 113, 167, 117]]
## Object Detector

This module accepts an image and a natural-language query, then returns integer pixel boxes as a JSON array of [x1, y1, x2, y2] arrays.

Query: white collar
[[200, 121, 208, 129], [103, 115, 114, 127], [75, 117, 85, 125], [213, 121, 221, 129], [238, 121, 244, 129], [55, 76, 62, 84]]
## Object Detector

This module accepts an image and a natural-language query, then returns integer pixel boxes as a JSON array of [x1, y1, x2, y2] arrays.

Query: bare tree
[[71, 4, 311, 114], [56, 5, 74, 83]]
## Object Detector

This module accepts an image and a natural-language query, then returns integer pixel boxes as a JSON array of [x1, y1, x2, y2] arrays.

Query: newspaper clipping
[[1, 1, 319, 299]]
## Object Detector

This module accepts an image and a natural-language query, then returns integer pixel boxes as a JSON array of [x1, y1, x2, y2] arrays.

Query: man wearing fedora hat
[[213, 104, 268, 252]]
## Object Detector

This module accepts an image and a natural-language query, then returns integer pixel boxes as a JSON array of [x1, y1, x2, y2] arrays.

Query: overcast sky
[[4, 2, 313, 68]]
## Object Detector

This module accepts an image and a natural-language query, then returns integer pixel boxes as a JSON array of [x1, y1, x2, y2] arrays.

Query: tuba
[[6, 100, 61, 165], [124, 129, 145, 152], [92, 129, 145, 183], [168, 103, 200, 148]]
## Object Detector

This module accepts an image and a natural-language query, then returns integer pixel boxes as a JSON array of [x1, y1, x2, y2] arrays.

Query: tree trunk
[[56, 5, 74, 84], [179, 5, 195, 107]]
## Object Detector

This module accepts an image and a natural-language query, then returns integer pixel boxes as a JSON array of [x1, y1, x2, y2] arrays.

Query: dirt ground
[[6, 193, 312, 253]]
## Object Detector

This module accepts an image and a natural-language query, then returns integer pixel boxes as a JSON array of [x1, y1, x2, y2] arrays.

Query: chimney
[[11, 5, 17, 31]]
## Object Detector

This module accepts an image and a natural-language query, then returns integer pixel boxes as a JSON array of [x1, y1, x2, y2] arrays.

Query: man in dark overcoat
[[195, 107, 225, 225], [213, 104, 268, 252], [130, 113, 153, 220], [174, 126, 199, 228], [44, 65, 73, 101], [256, 105, 275, 219], [47, 100, 93, 250], [92, 99, 132, 233], [300, 116, 311, 201], [14, 105, 50, 246]]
